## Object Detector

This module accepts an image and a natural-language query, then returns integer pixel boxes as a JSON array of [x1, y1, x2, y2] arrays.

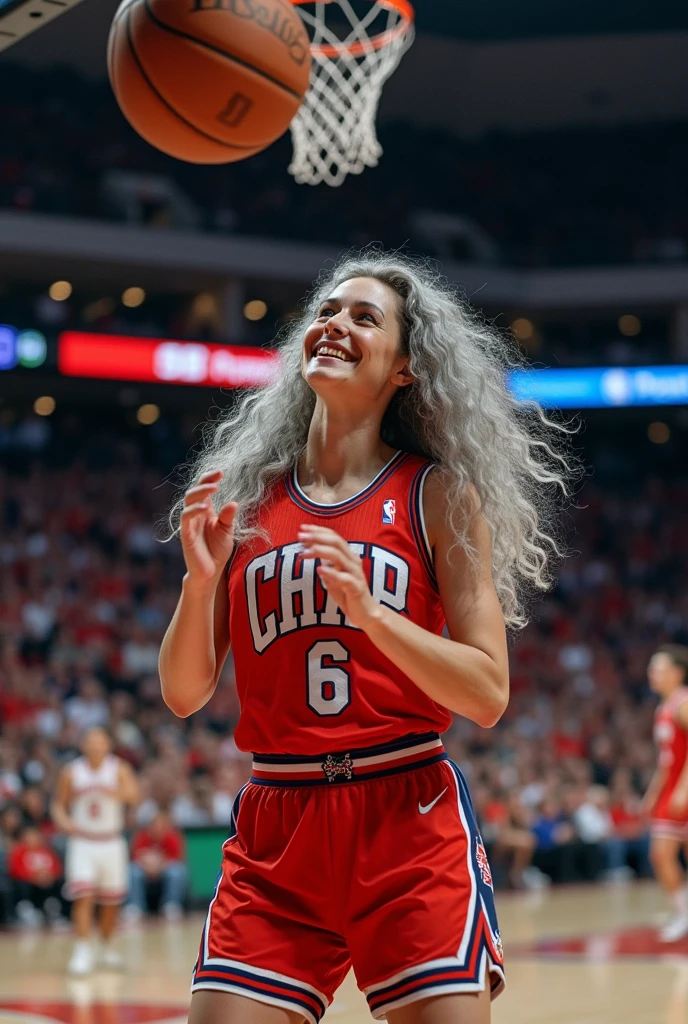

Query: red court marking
[[0, 1003, 187, 1023], [511, 926, 688, 959]]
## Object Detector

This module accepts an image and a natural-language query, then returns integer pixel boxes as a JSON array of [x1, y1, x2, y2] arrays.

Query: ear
[[391, 359, 415, 388]]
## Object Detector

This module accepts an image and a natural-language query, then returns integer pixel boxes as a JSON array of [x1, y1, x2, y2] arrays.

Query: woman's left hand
[[298, 524, 381, 631]]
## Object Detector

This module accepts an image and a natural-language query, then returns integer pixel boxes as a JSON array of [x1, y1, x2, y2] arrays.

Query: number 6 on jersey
[[307, 640, 351, 716]]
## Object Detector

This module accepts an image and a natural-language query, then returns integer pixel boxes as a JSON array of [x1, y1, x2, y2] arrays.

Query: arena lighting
[[137, 403, 160, 425], [0, 325, 48, 370], [57, 332, 280, 388], [244, 299, 268, 321], [122, 287, 146, 308], [49, 280, 72, 302], [510, 318, 534, 341], [34, 396, 55, 416], [618, 314, 642, 337], [648, 421, 671, 444], [508, 366, 688, 409]]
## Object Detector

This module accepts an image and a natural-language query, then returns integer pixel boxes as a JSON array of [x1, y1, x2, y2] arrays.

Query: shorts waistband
[[251, 732, 447, 787], [70, 831, 122, 841]]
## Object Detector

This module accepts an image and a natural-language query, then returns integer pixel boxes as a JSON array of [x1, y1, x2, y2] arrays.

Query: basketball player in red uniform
[[160, 253, 567, 1024], [643, 644, 688, 942]]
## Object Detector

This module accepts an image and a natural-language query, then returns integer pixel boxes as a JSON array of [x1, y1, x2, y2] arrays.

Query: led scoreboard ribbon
[[1, 330, 678, 408], [57, 332, 280, 389]]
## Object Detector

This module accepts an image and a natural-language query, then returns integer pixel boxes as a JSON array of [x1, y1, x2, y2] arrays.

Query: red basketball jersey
[[654, 687, 688, 793], [228, 450, 452, 755]]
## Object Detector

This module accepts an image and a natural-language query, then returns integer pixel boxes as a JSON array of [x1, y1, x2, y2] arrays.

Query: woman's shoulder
[[422, 467, 480, 508], [421, 469, 480, 548]]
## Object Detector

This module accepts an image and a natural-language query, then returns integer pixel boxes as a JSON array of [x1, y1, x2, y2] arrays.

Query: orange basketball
[[107, 0, 312, 165]]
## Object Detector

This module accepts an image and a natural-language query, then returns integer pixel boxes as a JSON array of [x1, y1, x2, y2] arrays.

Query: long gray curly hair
[[170, 250, 574, 628]]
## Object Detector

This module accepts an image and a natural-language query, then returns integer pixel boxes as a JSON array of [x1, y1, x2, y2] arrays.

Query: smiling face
[[302, 277, 412, 403]]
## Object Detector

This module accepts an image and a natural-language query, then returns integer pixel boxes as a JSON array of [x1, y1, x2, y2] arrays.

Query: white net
[[289, 0, 415, 187]]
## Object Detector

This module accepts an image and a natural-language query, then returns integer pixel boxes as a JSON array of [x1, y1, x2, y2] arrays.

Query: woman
[[643, 644, 688, 942], [160, 252, 568, 1024]]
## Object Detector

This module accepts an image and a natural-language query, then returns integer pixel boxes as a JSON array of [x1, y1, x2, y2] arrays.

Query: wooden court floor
[[1, 883, 687, 1024]]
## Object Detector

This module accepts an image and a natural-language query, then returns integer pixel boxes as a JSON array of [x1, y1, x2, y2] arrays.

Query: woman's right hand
[[180, 469, 237, 585]]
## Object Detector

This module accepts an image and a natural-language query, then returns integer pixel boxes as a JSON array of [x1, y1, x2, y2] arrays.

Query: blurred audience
[[7, 825, 66, 927], [607, 769, 652, 879], [126, 810, 188, 921], [1, 65, 687, 270]]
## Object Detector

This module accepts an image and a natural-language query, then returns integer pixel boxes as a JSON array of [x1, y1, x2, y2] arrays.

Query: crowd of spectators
[[0, 408, 686, 925], [0, 282, 234, 347], [2, 65, 688, 268]]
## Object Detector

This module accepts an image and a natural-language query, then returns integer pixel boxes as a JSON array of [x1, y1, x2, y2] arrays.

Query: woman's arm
[[159, 469, 237, 718], [117, 760, 142, 807], [159, 568, 231, 718], [50, 766, 75, 834], [298, 474, 509, 728], [362, 475, 508, 727], [640, 766, 666, 815]]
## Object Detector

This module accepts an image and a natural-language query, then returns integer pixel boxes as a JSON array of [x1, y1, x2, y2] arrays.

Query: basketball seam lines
[[124, 7, 261, 153], [142, 0, 305, 103]]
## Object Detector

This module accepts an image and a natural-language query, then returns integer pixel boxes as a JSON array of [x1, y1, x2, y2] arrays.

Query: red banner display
[[58, 332, 280, 388]]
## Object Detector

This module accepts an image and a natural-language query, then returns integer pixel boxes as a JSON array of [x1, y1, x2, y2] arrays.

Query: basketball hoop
[[288, 0, 415, 187]]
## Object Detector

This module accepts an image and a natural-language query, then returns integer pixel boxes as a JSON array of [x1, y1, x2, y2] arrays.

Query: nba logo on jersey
[[382, 498, 396, 524]]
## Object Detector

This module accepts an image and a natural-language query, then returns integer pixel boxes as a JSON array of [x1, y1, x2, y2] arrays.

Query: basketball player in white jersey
[[51, 726, 140, 975]]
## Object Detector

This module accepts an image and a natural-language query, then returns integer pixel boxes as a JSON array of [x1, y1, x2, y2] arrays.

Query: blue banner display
[[508, 366, 688, 409]]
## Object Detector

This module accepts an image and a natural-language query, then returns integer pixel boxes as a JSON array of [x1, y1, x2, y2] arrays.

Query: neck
[[300, 399, 396, 489]]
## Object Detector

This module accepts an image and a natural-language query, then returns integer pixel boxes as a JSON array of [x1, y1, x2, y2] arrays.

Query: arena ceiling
[[421, 0, 688, 41], [5, 0, 688, 135], [7, 0, 688, 75]]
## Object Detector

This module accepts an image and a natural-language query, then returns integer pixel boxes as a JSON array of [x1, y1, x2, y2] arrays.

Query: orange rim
[[291, 0, 414, 59]]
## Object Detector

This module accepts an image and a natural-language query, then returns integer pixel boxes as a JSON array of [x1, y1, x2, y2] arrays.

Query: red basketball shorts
[[652, 785, 688, 840], [191, 733, 505, 1022]]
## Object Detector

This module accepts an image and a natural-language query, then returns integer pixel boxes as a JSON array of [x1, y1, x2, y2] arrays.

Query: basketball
[[106, 0, 312, 164]]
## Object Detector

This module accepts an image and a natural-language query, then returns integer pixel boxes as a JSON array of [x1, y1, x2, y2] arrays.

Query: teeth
[[315, 345, 352, 362]]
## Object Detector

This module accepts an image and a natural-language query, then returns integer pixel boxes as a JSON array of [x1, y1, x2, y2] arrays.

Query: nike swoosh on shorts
[[418, 787, 448, 815]]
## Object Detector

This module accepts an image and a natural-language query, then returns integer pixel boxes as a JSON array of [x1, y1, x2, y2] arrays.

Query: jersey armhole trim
[[408, 463, 439, 593], [225, 546, 238, 600]]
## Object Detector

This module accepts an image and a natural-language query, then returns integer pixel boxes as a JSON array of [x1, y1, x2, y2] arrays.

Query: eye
[[357, 312, 376, 323], [317, 307, 335, 319]]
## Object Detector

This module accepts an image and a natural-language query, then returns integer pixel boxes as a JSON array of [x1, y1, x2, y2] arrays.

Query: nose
[[323, 313, 348, 338]]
